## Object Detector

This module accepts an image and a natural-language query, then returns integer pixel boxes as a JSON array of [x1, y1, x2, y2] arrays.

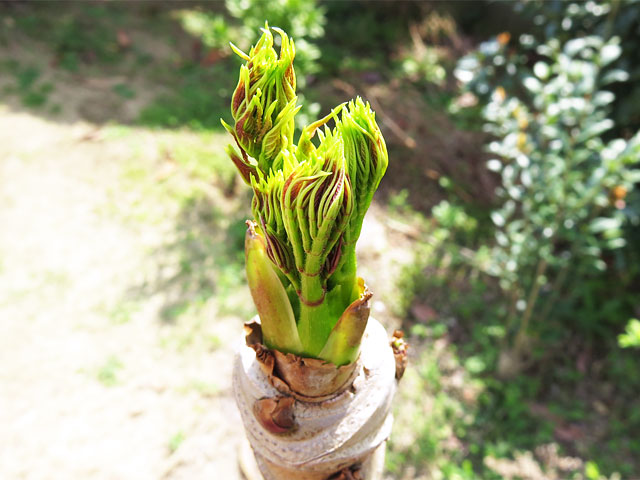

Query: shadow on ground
[[127, 185, 253, 326], [0, 2, 236, 130]]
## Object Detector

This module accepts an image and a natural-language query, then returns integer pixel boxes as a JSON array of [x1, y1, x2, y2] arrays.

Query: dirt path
[[0, 109, 246, 480]]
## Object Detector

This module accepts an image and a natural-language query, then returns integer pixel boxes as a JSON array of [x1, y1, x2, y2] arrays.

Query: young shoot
[[223, 23, 388, 365]]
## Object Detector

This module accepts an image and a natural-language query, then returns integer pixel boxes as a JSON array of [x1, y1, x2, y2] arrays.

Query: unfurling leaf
[[225, 23, 297, 173], [338, 97, 388, 245]]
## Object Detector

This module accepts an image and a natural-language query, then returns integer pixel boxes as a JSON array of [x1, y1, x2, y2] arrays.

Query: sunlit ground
[[0, 109, 249, 478]]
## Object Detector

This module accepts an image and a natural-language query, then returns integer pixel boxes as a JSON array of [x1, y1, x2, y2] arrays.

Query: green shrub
[[455, 0, 640, 136], [514, 0, 640, 134], [459, 33, 640, 363], [177, 0, 325, 79]]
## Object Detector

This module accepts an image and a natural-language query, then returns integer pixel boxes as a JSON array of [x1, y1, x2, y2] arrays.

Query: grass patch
[[108, 300, 140, 325], [388, 198, 640, 478], [388, 343, 480, 479], [11, 4, 129, 70], [167, 431, 185, 454], [112, 83, 136, 99], [1, 61, 55, 109], [98, 128, 252, 352], [138, 60, 237, 131], [96, 355, 124, 387]]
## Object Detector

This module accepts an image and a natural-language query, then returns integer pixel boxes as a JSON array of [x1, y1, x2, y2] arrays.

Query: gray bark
[[233, 317, 397, 480]]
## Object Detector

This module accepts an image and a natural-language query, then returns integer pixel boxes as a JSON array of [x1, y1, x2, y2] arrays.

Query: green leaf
[[607, 237, 626, 249], [600, 69, 629, 84], [577, 119, 614, 143], [533, 61, 550, 80], [589, 217, 622, 233], [491, 211, 505, 227], [523, 76, 542, 94], [487, 159, 502, 172], [625, 170, 640, 183], [585, 460, 600, 480], [318, 280, 372, 366], [464, 356, 486, 374], [565, 38, 588, 57], [592, 91, 615, 106], [600, 43, 621, 66], [619, 319, 640, 348]]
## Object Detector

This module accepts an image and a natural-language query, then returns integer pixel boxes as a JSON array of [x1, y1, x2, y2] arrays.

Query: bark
[[233, 317, 397, 480]]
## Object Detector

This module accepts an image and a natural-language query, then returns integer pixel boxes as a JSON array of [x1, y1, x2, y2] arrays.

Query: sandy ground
[[0, 109, 247, 480]]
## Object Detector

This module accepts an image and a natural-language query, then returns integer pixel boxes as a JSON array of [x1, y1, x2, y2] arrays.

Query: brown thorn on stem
[[254, 396, 296, 434], [391, 330, 408, 380], [328, 464, 363, 480]]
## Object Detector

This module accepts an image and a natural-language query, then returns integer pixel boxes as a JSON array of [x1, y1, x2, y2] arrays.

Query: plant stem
[[297, 268, 328, 356], [501, 282, 521, 350], [330, 246, 358, 308], [538, 262, 570, 322], [514, 258, 548, 353], [298, 302, 329, 357]]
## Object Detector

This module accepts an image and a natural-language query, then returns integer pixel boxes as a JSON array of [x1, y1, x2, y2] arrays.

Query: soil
[[0, 109, 245, 479]]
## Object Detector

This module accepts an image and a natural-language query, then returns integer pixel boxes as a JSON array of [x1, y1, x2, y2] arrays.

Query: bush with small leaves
[[459, 34, 640, 361]]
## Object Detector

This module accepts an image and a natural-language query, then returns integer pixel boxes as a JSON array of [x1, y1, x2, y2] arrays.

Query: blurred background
[[1, 1, 639, 479]]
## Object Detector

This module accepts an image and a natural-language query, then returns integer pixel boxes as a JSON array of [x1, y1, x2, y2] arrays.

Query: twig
[[365, 91, 417, 149], [331, 78, 417, 150], [514, 258, 548, 352]]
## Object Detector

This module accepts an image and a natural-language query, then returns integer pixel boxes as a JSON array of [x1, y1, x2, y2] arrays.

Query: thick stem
[[233, 317, 396, 480], [297, 276, 328, 356], [295, 298, 324, 357], [329, 246, 359, 308]]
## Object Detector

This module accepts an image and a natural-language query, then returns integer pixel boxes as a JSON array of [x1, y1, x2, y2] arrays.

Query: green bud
[[260, 98, 300, 171], [338, 97, 389, 245], [282, 132, 355, 355], [224, 26, 389, 364], [325, 97, 388, 311], [250, 169, 298, 289], [245, 220, 303, 355], [226, 23, 297, 173], [282, 130, 353, 303]]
